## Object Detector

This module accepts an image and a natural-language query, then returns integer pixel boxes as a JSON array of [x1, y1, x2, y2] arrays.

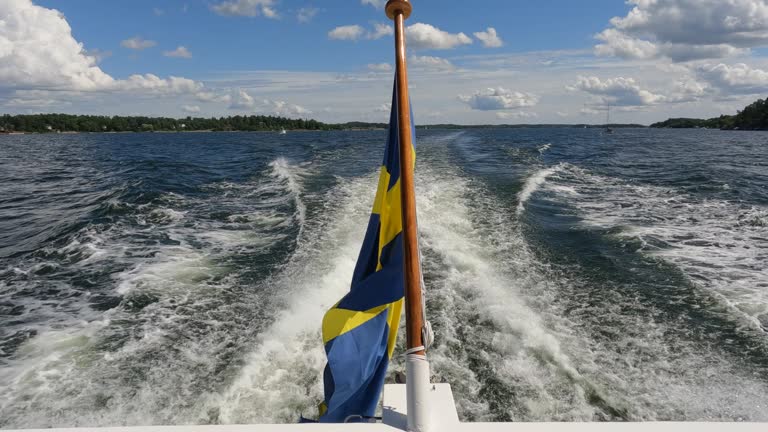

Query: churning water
[[0, 128, 766, 427]]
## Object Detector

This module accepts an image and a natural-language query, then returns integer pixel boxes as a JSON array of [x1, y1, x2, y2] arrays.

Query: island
[[0, 113, 645, 134], [0, 114, 390, 134], [651, 97, 768, 130]]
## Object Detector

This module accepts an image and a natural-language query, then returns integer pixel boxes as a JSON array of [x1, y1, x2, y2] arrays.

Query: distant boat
[[279, 128, 287, 135], [605, 105, 614, 134]]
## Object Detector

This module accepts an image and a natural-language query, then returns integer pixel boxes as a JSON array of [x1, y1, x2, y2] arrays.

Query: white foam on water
[[208, 171, 376, 424], [268, 157, 307, 234], [516, 164, 565, 215], [543, 164, 768, 332], [414, 163, 620, 421], [0, 158, 312, 428]]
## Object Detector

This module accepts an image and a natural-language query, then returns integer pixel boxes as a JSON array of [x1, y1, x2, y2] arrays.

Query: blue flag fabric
[[318, 81, 415, 423]]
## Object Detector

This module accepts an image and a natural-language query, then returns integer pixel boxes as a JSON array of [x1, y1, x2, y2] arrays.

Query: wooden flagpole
[[386, 0, 424, 360], [386, 1, 431, 431]]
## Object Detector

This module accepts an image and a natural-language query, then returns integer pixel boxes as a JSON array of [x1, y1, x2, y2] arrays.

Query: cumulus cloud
[[328, 25, 366, 41], [117, 74, 203, 94], [407, 23, 472, 50], [474, 27, 503, 48], [297, 7, 318, 23], [329, 23, 392, 41], [595, 0, 765, 62], [569, 76, 665, 106], [212, 0, 277, 18], [262, 99, 312, 117], [0, 0, 202, 97], [163, 46, 192, 58], [328, 22, 471, 48], [367, 63, 392, 72], [229, 89, 256, 109], [459, 88, 539, 111], [368, 23, 393, 40], [181, 105, 201, 113], [409, 55, 455, 71], [196, 91, 232, 103], [697, 63, 768, 94], [361, 0, 386, 8], [374, 103, 392, 113], [84, 48, 112, 64]]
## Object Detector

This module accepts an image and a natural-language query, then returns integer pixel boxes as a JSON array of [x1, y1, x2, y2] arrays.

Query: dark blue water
[[0, 129, 766, 427]]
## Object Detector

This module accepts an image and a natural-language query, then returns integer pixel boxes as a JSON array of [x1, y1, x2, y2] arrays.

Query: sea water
[[0, 128, 766, 427]]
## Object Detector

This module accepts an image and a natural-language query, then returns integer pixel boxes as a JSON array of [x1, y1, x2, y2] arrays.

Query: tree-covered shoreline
[[0, 114, 389, 134], [0, 113, 646, 133], [651, 97, 768, 130]]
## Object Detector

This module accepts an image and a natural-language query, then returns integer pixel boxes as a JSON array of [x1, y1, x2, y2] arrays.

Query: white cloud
[[182, 105, 201, 113], [409, 55, 455, 71], [297, 7, 318, 23], [262, 99, 312, 117], [121, 36, 157, 50], [667, 77, 708, 102], [368, 23, 393, 40], [697, 63, 768, 95], [594, 28, 658, 59], [153, 8, 164, 16], [406, 23, 472, 50], [496, 111, 538, 120], [328, 22, 471, 48], [595, 0, 767, 62], [212, 0, 278, 18], [580, 107, 601, 115], [459, 88, 539, 110], [367, 63, 392, 72], [474, 27, 503, 48], [570, 76, 665, 106], [196, 91, 232, 103], [229, 89, 256, 109], [374, 103, 392, 113], [0, 1, 169, 93], [163, 46, 192, 58], [117, 75, 203, 94], [361, 0, 386, 9], [226, 92, 309, 116], [328, 25, 366, 41], [84, 48, 112, 64]]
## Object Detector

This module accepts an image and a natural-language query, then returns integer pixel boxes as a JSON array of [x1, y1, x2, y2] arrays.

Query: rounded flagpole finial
[[385, 0, 412, 20]]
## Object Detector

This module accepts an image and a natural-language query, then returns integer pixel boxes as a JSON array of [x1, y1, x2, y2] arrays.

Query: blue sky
[[35, 0, 625, 75], [4, 0, 768, 124]]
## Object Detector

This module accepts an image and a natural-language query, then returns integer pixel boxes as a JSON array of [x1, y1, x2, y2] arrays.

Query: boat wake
[[0, 157, 311, 428], [541, 164, 768, 334]]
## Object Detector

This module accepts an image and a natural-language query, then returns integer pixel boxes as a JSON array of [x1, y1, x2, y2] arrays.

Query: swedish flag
[[318, 82, 415, 423]]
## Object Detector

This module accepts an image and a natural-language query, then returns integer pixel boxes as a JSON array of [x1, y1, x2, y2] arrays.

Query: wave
[[267, 157, 307, 236], [542, 164, 768, 334], [209, 171, 374, 423], [516, 164, 565, 215], [0, 158, 312, 428]]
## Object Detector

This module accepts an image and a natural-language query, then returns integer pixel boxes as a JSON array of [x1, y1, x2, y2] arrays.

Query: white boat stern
[[382, 383, 459, 431]]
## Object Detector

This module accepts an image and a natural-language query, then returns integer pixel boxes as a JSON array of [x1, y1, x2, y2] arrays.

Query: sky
[[3, 0, 768, 124]]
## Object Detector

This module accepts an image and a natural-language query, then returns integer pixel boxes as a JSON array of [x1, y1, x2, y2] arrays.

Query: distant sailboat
[[279, 128, 287, 135], [605, 105, 614, 134]]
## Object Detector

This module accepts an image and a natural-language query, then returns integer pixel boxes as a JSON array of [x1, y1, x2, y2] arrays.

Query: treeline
[[0, 114, 388, 133], [651, 97, 768, 130], [419, 123, 645, 129]]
